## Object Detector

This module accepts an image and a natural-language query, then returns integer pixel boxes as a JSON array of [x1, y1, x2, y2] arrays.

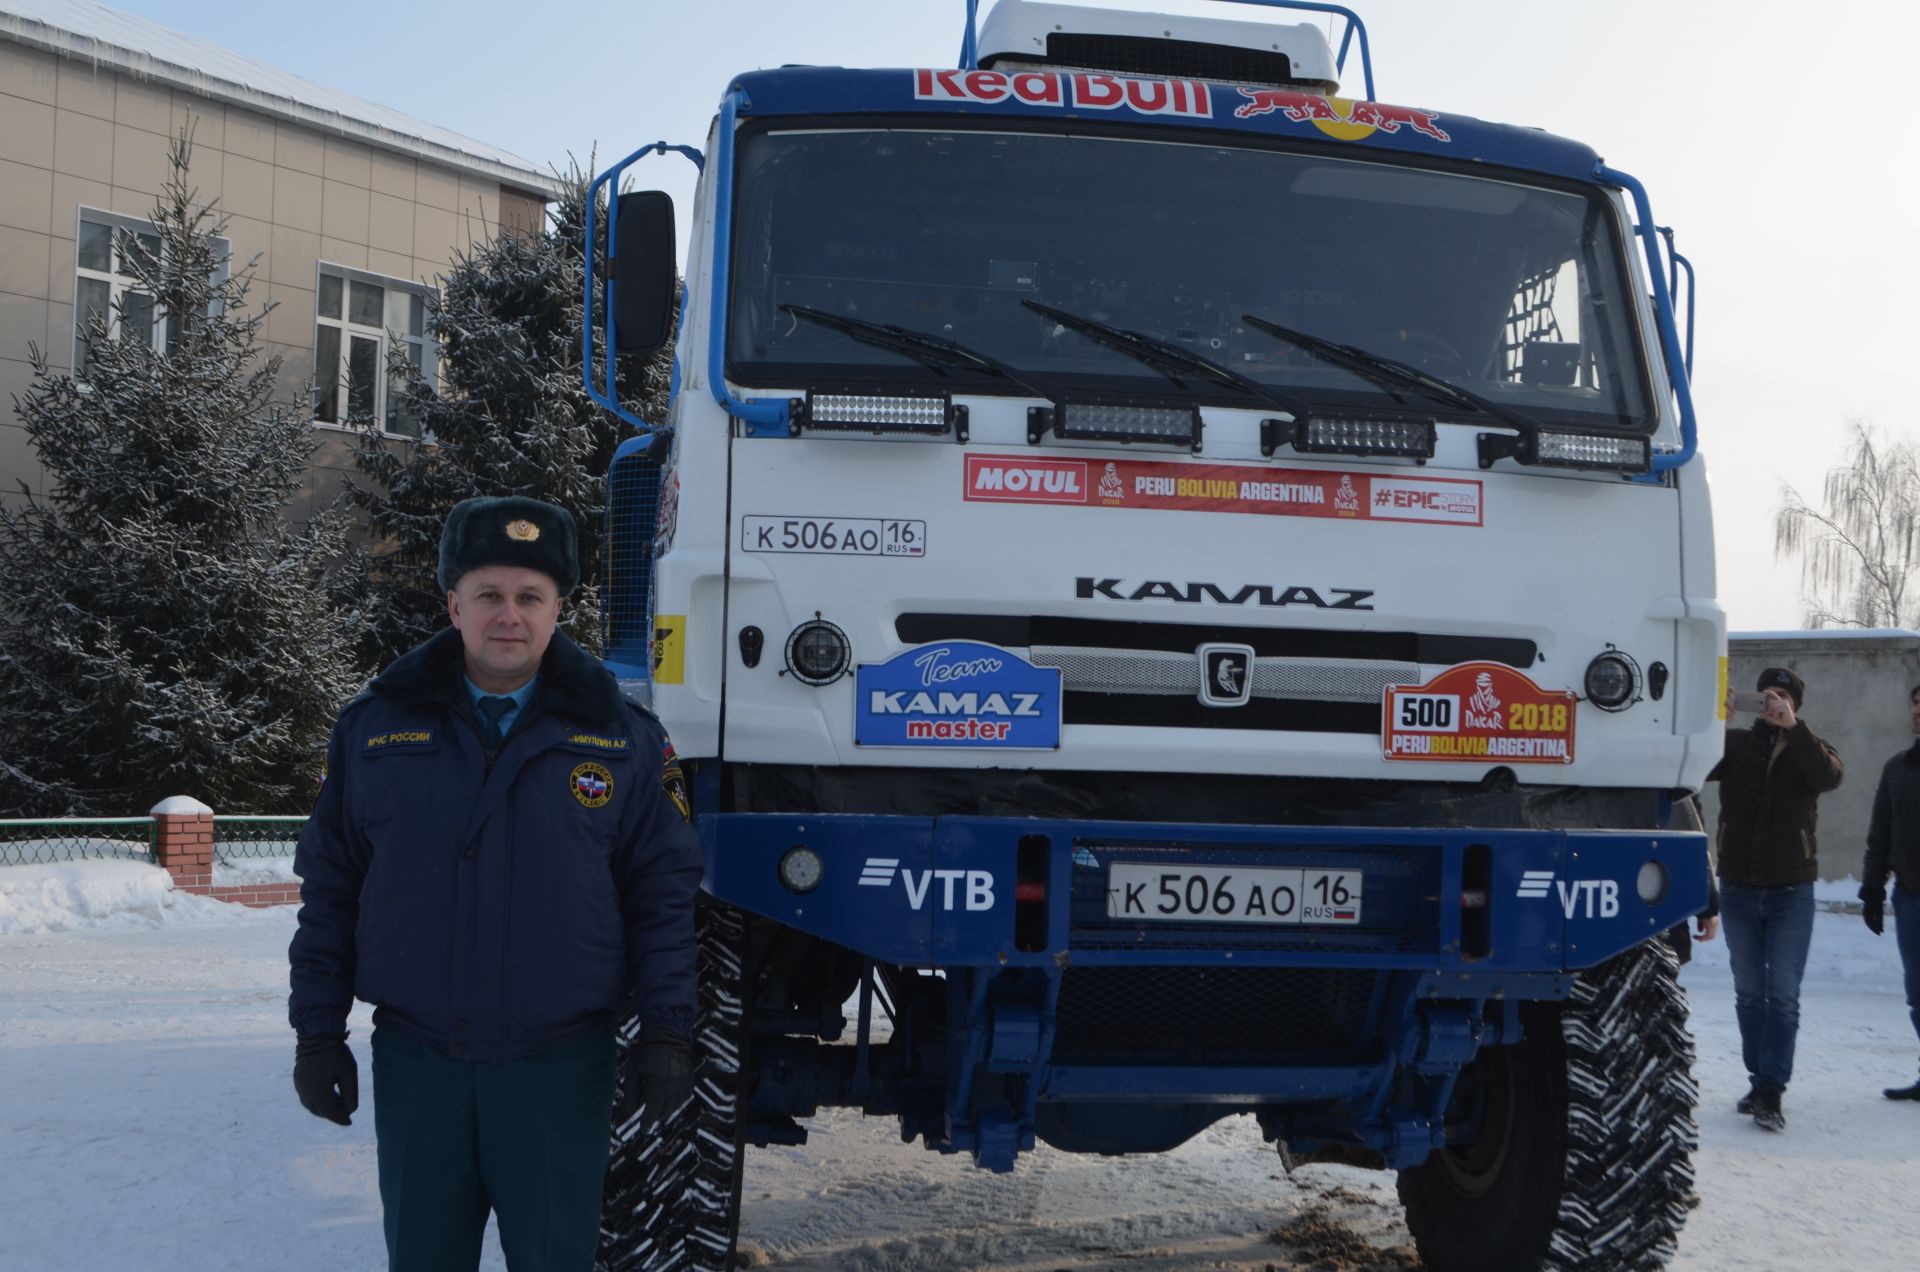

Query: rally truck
[[583, 2, 1720, 1268]]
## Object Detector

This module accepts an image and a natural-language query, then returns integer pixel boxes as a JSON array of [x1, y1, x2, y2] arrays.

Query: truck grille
[[896, 614, 1536, 734]]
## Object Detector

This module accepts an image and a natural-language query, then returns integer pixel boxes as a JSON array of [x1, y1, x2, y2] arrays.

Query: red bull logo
[[1232, 87, 1450, 142], [914, 69, 1212, 118]]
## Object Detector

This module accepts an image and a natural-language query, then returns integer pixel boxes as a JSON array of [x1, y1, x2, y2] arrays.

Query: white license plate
[[1104, 864, 1364, 925], [740, 515, 926, 557]]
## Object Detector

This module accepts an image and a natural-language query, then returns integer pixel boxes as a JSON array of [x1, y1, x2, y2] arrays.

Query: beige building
[[0, 1, 558, 518]]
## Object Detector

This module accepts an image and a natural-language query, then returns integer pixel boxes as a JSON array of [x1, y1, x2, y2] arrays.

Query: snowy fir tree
[[0, 136, 360, 817], [343, 165, 673, 668]]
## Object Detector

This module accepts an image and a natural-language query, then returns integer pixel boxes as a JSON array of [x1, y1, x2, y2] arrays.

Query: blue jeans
[[1720, 881, 1816, 1093], [1896, 887, 1920, 1062]]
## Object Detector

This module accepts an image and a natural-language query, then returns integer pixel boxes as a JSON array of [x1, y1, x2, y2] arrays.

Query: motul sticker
[[1383, 663, 1575, 764], [962, 454, 1480, 526]]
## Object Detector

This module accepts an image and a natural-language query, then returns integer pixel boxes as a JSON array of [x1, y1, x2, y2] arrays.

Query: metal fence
[[0, 817, 155, 866], [212, 816, 307, 861]]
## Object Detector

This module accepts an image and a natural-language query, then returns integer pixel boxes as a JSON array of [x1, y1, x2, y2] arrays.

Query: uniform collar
[[371, 628, 625, 726]]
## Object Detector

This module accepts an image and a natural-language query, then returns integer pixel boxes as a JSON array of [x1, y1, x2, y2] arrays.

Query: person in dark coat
[[1706, 665, 1843, 1132], [1860, 682, 1920, 1102], [287, 495, 703, 1272]]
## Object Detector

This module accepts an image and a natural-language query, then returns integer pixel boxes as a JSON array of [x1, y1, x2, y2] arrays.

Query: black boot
[[1885, 1080, 1920, 1101], [1754, 1088, 1786, 1132], [1735, 1083, 1759, 1115]]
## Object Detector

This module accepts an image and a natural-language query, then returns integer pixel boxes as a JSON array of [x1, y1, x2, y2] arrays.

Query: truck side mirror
[[613, 190, 676, 355]]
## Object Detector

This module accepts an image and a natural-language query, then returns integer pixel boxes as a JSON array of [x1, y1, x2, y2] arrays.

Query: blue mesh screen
[[603, 449, 664, 671]]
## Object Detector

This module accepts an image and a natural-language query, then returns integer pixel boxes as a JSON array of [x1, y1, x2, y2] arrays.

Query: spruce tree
[[0, 136, 360, 816], [344, 167, 672, 667]]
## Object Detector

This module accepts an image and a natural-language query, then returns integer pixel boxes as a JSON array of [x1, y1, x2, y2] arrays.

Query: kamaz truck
[[583, 3, 1721, 1268]]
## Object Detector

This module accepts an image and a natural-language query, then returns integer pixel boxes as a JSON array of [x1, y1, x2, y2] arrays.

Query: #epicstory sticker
[[1383, 662, 1576, 764], [855, 641, 1062, 749]]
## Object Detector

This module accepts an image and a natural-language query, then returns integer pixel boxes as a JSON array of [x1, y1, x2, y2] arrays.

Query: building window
[[313, 267, 434, 439], [73, 213, 164, 376], [72, 209, 229, 379]]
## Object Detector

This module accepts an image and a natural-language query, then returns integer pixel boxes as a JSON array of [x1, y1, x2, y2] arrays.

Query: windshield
[[728, 125, 1655, 431]]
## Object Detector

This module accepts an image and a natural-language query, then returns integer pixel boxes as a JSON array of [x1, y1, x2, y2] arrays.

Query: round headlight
[[1636, 860, 1669, 905], [1584, 651, 1637, 711], [785, 619, 851, 686], [778, 846, 824, 894]]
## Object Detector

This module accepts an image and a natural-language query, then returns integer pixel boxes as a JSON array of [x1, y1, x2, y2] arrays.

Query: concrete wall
[[0, 38, 546, 514], [1699, 631, 1920, 881]]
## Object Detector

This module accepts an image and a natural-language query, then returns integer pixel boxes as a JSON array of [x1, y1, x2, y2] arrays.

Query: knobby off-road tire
[[1397, 938, 1698, 1271], [599, 904, 748, 1272]]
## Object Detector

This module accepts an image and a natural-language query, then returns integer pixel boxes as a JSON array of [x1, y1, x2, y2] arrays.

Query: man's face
[[1909, 691, 1920, 735], [447, 566, 561, 693]]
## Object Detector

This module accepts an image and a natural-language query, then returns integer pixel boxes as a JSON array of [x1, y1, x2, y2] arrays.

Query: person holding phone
[[1706, 666, 1844, 1132], [1858, 683, 1920, 1102]]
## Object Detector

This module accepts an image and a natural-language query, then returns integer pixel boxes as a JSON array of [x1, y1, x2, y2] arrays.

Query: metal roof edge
[[0, 14, 561, 200]]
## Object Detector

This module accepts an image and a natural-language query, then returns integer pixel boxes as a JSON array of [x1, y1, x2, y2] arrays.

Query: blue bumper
[[698, 814, 1709, 974]]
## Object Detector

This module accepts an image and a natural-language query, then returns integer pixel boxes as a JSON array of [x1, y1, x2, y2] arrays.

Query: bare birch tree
[[1775, 420, 1920, 629]]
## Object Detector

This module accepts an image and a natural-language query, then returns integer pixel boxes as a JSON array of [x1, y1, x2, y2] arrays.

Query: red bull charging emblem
[[1233, 87, 1450, 142]]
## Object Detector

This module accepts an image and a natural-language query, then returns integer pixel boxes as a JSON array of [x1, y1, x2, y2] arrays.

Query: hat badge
[[505, 519, 540, 542]]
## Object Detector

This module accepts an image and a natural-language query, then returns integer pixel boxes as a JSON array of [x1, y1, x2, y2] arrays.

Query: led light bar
[[1266, 415, 1435, 460], [795, 392, 957, 438], [1029, 402, 1201, 451], [1478, 429, 1651, 473]]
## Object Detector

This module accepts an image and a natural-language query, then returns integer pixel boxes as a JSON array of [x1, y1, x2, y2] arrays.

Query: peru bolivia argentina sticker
[[1383, 662, 1576, 765], [855, 641, 1062, 749]]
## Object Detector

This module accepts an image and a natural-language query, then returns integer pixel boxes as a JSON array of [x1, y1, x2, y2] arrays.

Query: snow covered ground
[[1, 860, 1916, 1271]]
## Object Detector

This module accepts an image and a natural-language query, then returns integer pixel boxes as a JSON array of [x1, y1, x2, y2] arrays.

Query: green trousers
[[372, 1026, 617, 1272]]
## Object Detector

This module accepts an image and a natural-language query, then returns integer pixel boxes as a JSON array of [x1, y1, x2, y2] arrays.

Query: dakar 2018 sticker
[[963, 454, 1481, 527], [571, 761, 614, 808], [1383, 662, 1576, 765]]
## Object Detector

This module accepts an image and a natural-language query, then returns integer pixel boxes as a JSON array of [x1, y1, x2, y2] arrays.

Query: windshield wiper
[[781, 304, 1065, 406], [1239, 312, 1540, 435], [1021, 299, 1315, 422]]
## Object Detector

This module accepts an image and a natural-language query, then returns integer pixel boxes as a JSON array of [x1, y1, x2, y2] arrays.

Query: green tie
[[475, 696, 514, 750]]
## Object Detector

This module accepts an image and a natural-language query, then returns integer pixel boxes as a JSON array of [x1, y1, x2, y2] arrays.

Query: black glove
[[293, 1033, 359, 1126], [617, 1025, 695, 1132], [1861, 887, 1886, 937]]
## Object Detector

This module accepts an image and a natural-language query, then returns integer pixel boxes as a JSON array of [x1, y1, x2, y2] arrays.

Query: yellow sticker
[[1717, 655, 1728, 721], [652, 614, 686, 686], [571, 761, 614, 809]]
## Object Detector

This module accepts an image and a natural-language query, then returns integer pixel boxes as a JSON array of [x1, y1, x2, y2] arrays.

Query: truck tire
[[1396, 939, 1697, 1271], [599, 903, 748, 1272]]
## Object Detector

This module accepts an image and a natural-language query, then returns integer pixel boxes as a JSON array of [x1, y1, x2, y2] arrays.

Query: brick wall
[[151, 805, 301, 908]]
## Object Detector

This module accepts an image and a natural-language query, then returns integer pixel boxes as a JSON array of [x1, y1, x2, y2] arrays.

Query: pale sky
[[105, 0, 1920, 632]]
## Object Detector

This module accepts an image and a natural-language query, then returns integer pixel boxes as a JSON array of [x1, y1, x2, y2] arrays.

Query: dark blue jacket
[[288, 628, 702, 1060]]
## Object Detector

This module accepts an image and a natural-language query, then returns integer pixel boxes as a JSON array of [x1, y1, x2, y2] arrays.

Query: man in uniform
[[287, 495, 703, 1271], [1860, 682, 1920, 1102], [1708, 666, 1844, 1133]]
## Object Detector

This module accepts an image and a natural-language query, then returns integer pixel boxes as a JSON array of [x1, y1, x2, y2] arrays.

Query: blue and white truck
[[585, 3, 1721, 1267]]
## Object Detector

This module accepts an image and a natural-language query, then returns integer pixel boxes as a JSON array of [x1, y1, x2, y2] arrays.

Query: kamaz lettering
[[1076, 578, 1375, 609]]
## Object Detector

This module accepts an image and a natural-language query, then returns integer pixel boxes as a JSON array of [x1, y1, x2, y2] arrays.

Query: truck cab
[[589, 5, 1718, 1269]]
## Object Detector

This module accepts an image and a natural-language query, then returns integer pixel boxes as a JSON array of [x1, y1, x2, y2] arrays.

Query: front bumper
[[698, 814, 1709, 974]]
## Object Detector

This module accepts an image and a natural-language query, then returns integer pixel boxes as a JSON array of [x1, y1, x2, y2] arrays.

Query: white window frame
[[71, 207, 230, 379], [312, 263, 436, 440]]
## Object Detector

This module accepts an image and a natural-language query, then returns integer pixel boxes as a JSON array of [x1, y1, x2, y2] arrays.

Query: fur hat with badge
[[437, 496, 580, 594], [1756, 666, 1805, 710]]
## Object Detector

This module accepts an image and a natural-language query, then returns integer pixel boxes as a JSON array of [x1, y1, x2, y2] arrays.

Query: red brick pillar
[[150, 796, 214, 895]]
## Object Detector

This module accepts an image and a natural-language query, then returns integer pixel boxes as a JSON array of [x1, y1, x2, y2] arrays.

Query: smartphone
[[1729, 690, 1772, 714]]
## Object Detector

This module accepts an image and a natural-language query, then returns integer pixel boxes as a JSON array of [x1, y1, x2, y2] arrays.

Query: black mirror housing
[[613, 190, 676, 355]]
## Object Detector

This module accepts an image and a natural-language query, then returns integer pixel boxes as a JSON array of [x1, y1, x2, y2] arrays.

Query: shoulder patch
[[363, 729, 437, 754], [662, 739, 691, 823]]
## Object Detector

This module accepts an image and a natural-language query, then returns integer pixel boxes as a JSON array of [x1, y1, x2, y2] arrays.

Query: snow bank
[[213, 855, 301, 887], [0, 859, 283, 935]]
